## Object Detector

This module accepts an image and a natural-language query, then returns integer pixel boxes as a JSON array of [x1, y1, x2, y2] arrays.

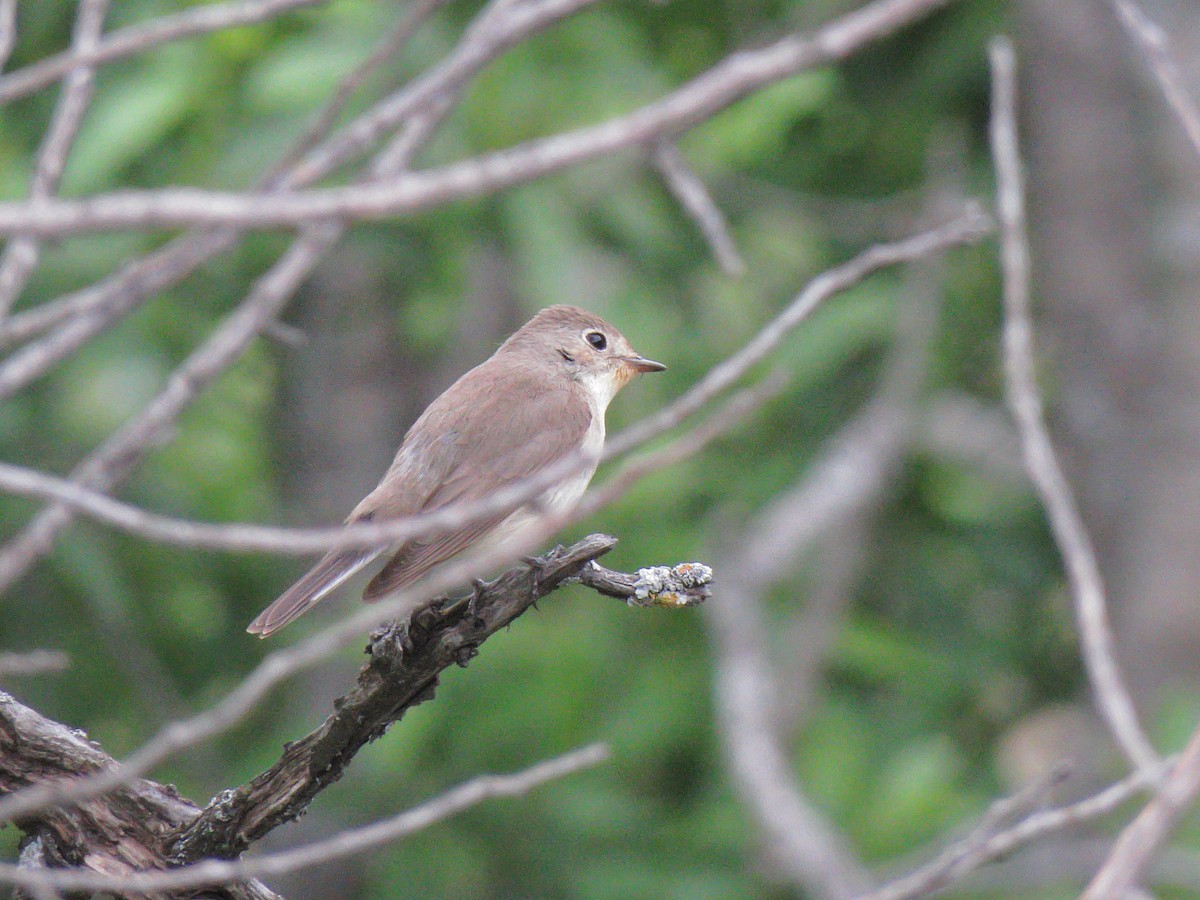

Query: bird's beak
[[624, 355, 667, 374]]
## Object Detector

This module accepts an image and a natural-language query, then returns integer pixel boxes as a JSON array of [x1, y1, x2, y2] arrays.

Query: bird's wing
[[360, 513, 508, 601], [361, 368, 593, 602], [246, 546, 379, 637]]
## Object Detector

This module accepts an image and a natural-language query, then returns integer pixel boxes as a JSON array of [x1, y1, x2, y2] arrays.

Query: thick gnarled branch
[[168, 534, 708, 864], [0, 694, 280, 900]]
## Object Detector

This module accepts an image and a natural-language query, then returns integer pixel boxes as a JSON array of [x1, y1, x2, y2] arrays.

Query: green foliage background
[[0, 0, 1104, 897]]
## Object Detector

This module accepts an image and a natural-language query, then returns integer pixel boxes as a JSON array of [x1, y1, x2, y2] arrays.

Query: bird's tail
[[246, 548, 380, 637]]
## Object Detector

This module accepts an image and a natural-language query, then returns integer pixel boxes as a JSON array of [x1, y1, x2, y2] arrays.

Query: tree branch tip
[[958, 199, 995, 234], [626, 562, 712, 608], [261, 319, 308, 348]]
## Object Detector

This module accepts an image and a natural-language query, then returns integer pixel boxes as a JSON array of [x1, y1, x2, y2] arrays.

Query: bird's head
[[501, 305, 666, 409]]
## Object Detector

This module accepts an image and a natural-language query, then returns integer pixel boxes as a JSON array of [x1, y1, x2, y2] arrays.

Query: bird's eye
[[585, 331, 607, 350]]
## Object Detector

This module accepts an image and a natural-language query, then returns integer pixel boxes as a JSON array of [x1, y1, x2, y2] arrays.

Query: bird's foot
[[521, 554, 551, 593], [467, 577, 495, 624]]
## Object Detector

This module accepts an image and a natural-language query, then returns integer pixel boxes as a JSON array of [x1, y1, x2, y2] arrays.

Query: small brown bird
[[247, 305, 665, 637]]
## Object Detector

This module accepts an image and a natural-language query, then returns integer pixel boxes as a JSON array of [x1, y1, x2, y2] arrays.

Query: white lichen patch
[[630, 562, 713, 608]]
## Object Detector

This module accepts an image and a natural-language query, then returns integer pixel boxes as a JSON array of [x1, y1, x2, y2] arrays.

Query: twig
[[0, 0, 325, 105], [0, 224, 239, 355], [652, 140, 745, 276], [288, 0, 600, 183], [988, 37, 1158, 773], [864, 762, 1161, 900], [267, 0, 452, 181], [356, 0, 535, 180], [577, 559, 712, 607], [0, 223, 340, 596], [606, 205, 989, 453], [1085, 724, 1200, 895], [0, 0, 423, 353], [0, 0, 962, 236], [0, 0, 108, 321], [0, 0, 948, 360], [0, 650, 69, 676], [0, 0, 447, 354], [1110, 0, 1200, 163]]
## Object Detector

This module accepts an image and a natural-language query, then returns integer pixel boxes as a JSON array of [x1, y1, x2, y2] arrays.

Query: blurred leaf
[[919, 460, 1035, 525], [687, 71, 837, 170], [859, 735, 971, 855], [63, 46, 207, 191]]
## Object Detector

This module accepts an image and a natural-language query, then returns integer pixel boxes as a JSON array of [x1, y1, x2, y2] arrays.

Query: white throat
[[576, 368, 622, 418]]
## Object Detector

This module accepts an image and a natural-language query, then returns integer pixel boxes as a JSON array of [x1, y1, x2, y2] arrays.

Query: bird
[[247, 304, 666, 637]]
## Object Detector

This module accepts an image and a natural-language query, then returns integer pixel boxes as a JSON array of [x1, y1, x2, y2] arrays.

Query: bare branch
[[0, 0, 449, 355], [0, 0, 108, 320], [1110, 0, 1200, 163], [0, 0, 569, 401], [577, 559, 712, 608], [0, 650, 69, 676], [0, 692, 280, 900], [295, 0, 603, 185], [0, 0, 521, 395], [0, 0, 326, 105], [1085, 727, 1200, 895], [0, 222, 342, 594], [0, 0, 449, 354], [267, 0, 452, 180], [0, 224, 239, 356], [607, 205, 990, 455], [652, 141, 745, 276], [0, 0, 961, 237], [3, 744, 606, 895], [988, 36, 1158, 773], [866, 762, 1161, 900], [0, 208, 988, 581]]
